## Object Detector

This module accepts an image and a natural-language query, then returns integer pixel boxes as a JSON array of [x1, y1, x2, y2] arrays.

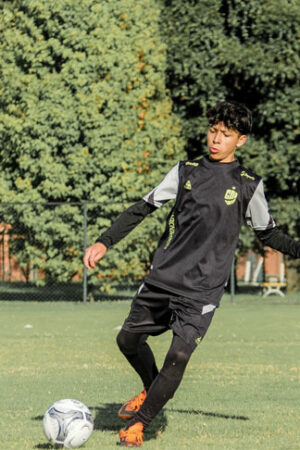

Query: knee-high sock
[[132, 334, 194, 428], [117, 329, 159, 391]]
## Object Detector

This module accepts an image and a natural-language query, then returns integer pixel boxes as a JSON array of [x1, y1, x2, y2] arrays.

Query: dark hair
[[207, 101, 252, 135]]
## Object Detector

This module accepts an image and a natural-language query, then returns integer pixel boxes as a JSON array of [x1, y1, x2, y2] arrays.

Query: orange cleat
[[119, 422, 144, 447], [118, 389, 147, 420]]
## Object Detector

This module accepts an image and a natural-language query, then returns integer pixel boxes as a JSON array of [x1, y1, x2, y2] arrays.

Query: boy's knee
[[163, 337, 194, 372], [170, 349, 190, 366], [116, 329, 140, 355], [116, 329, 128, 352]]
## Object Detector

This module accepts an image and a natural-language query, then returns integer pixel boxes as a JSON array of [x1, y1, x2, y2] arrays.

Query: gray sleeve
[[246, 180, 276, 230], [143, 163, 180, 208]]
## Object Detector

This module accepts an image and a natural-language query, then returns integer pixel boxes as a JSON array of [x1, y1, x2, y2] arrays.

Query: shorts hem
[[121, 323, 169, 336]]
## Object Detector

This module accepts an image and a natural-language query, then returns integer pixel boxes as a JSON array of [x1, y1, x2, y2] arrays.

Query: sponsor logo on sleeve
[[241, 170, 255, 181], [185, 161, 199, 166]]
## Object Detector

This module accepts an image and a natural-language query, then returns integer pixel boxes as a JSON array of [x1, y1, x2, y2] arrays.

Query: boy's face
[[207, 122, 247, 163]]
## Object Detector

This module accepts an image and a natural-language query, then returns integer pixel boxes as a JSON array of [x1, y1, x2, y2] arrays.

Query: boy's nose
[[213, 132, 222, 143]]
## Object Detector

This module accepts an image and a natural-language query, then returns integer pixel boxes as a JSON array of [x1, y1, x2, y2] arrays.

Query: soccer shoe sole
[[118, 408, 137, 420], [118, 442, 142, 447]]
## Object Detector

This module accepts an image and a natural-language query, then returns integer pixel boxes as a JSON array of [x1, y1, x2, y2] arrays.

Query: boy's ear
[[237, 134, 247, 148]]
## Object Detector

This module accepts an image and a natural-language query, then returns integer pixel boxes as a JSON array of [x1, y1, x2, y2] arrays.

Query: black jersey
[[143, 157, 273, 303], [97, 156, 299, 305]]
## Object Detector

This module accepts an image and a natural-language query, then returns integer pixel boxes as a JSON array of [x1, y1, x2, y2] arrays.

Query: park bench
[[261, 276, 286, 297]]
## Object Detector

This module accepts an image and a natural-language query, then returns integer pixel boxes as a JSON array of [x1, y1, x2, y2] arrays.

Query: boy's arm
[[255, 227, 300, 258], [84, 200, 156, 269], [84, 163, 180, 269], [95, 200, 157, 249], [96, 162, 180, 248], [246, 180, 300, 258]]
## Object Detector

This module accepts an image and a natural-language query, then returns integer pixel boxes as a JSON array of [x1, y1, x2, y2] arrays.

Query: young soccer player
[[84, 101, 300, 447]]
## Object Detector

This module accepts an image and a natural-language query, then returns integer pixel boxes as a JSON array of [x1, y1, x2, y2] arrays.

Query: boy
[[84, 101, 300, 447]]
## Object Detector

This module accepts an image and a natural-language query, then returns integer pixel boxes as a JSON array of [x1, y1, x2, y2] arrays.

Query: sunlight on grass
[[0, 292, 299, 449]]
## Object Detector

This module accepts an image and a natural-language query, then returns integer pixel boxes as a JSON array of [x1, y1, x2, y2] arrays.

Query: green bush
[[0, 0, 185, 287]]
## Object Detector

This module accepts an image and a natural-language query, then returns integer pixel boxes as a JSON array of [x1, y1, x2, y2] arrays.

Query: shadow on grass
[[33, 403, 167, 446], [167, 407, 249, 421], [90, 403, 167, 443], [35, 445, 61, 449], [32, 416, 61, 449]]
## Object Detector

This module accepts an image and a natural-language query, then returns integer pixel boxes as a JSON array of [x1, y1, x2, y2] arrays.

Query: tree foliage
[[0, 0, 184, 288], [163, 0, 300, 252], [0, 0, 299, 289]]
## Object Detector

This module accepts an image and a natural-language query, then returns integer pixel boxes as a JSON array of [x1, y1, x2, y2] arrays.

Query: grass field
[[1, 292, 299, 449]]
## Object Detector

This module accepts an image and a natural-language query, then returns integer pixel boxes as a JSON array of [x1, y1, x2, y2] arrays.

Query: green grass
[[0, 292, 299, 449]]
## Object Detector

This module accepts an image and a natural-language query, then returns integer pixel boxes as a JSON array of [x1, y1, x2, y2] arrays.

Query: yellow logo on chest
[[224, 186, 238, 205]]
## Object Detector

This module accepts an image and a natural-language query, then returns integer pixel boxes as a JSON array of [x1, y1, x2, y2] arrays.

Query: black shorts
[[122, 282, 216, 349]]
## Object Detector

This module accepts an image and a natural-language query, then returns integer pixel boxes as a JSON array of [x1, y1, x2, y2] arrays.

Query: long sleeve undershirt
[[96, 200, 156, 248], [96, 200, 300, 259], [255, 227, 300, 258]]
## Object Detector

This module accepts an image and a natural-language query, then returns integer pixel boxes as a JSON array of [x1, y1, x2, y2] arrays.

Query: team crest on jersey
[[224, 186, 238, 205], [184, 180, 192, 190]]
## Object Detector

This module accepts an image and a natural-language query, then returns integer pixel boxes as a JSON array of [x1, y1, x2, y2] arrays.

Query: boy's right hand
[[83, 242, 107, 270]]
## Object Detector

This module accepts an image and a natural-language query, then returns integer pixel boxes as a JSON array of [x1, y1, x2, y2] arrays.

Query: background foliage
[[0, 0, 184, 289], [163, 0, 300, 255], [0, 0, 299, 289]]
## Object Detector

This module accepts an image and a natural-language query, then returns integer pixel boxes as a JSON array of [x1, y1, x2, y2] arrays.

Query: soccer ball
[[43, 399, 94, 448]]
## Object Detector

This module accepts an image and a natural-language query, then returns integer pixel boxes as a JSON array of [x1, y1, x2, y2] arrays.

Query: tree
[[0, 0, 185, 289], [162, 0, 300, 253], [1, 0, 299, 291]]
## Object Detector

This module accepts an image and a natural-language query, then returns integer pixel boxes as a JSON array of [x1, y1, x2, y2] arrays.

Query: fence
[[0, 201, 299, 302], [0, 201, 161, 302]]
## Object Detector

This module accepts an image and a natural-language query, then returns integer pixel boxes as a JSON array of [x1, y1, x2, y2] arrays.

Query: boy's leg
[[117, 283, 172, 394], [119, 303, 216, 444], [127, 333, 195, 429], [119, 334, 194, 446], [117, 329, 159, 391]]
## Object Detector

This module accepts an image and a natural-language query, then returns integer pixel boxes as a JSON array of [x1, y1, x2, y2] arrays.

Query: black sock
[[134, 334, 194, 429]]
